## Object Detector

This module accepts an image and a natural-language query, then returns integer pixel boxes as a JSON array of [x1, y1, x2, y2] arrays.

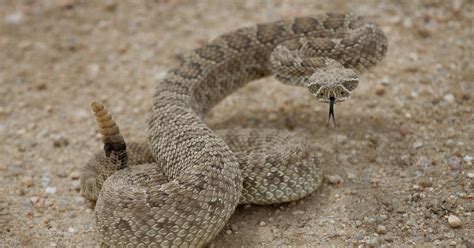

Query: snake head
[[307, 67, 359, 103]]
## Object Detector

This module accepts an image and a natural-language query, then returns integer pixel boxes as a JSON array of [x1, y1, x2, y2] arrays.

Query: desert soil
[[0, 0, 472, 247]]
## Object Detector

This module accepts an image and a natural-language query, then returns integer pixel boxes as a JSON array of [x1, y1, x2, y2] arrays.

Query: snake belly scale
[[81, 12, 387, 247]]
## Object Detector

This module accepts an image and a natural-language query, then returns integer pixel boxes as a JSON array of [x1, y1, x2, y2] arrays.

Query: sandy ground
[[0, 0, 473, 247]]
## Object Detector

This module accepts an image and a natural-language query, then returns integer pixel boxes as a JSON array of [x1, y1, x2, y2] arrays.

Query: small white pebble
[[464, 155, 473, 165], [30, 196, 39, 204], [346, 172, 356, 180], [443, 94, 455, 104], [380, 76, 390, 85], [259, 221, 266, 227], [413, 141, 423, 149], [70, 171, 81, 180], [467, 172, 474, 179], [71, 181, 81, 191], [5, 12, 24, 25], [326, 174, 343, 185], [225, 230, 232, 235], [45, 187, 57, 195], [292, 210, 305, 216], [376, 224, 386, 234], [336, 134, 348, 144], [87, 64, 100, 79], [448, 215, 462, 228], [68, 227, 76, 233], [446, 139, 457, 147]]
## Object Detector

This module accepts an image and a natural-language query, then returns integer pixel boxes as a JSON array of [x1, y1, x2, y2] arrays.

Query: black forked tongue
[[327, 96, 336, 127]]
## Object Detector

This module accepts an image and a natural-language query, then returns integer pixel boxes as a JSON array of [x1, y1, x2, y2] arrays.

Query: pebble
[[292, 210, 305, 216], [464, 155, 473, 165], [347, 172, 356, 180], [417, 157, 432, 172], [72, 109, 88, 121], [375, 84, 386, 95], [104, 0, 118, 11], [467, 172, 474, 179], [412, 141, 423, 149], [45, 187, 57, 195], [376, 215, 388, 223], [154, 70, 168, 81], [68, 227, 76, 233], [21, 176, 34, 187], [367, 237, 380, 246], [446, 139, 457, 147], [365, 216, 377, 224], [418, 178, 432, 188], [337, 154, 348, 163], [259, 221, 266, 227], [58, 0, 78, 9], [400, 155, 410, 166], [75, 196, 86, 206], [399, 124, 410, 136], [71, 180, 81, 191], [230, 224, 238, 232], [52, 134, 69, 148], [380, 76, 390, 85], [45, 105, 53, 113], [30, 196, 39, 204], [448, 156, 461, 170], [407, 218, 417, 226], [354, 233, 365, 241], [326, 174, 343, 185], [70, 171, 81, 180], [31, 197, 45, 210], [87, 64, 100, 79], [5, 12, 24, 25], [376, 224, 387, 234], [225, 230, 232, 235], [402, 18, 413, 28], [336, 134, 348, 144], [443, 94, 455, 104], [448, 215, 461, 228], [41, 173, 50, 187]]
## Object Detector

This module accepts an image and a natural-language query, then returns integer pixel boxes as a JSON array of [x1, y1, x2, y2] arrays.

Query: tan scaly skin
[[81, 12, 387, 247]]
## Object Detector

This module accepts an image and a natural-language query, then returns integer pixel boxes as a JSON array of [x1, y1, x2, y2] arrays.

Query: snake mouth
[[316, 85, 352, 103]]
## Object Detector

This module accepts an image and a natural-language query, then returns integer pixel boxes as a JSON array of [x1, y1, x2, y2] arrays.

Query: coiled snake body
[[81, 13, 387, 247]]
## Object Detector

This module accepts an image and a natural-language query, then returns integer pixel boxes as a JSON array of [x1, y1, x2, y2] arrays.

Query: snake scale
[[81, 12, 387, 247]]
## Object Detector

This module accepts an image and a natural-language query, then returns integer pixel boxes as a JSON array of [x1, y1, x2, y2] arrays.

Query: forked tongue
[[327, 96, 336, 127]]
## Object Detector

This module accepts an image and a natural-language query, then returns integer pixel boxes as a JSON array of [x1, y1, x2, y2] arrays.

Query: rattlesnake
[[81, 12, 387, 247]]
